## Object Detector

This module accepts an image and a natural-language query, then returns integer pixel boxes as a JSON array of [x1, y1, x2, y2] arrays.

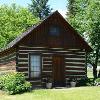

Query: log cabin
[[0, 11, 92, 87]]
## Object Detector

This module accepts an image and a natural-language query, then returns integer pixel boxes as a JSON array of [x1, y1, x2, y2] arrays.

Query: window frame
[[29, 53, 42, 79]]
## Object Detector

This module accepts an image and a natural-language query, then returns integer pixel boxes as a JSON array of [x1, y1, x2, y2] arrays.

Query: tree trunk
[[93, 63, 97, 79], [93, 47, 99, 78]]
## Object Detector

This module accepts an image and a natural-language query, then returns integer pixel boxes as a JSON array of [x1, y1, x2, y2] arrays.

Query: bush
[[77, 78, 94, 86], [0, 72, 32, 94], [94, 78, 100, 86]]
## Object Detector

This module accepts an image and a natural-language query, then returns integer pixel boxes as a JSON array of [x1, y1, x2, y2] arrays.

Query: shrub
[[94, 78, 100, 86], [77, 78, 94, 86], [0, 72, 32, 94]]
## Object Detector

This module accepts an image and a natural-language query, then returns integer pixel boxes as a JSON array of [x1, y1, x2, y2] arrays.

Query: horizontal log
[[18, 67, 28, 69], [65, 62, 85, 65], [18, 58, 28, 60], [17, 72, 28, 77], [18, 53, 28, 55], [42, 71, 52, 73], [64, 53, 85, 56], [19, 46, 85, 51], [65, 75, 86, 77], [18, 62, 28, 64], [43, 64, 52, 66], [65, 55, 85, 58], [18, 49, 85, 54], [42, 57, 52, 59], [65, 75, 86, 78], [19, 45, 46, 49], [42, 73, 52, 77], [42, 59, 52, 62], [18, 54, 28, 58], [65, 66, 85, 69], [65, 63, 85, 66], [65, 71, 86, 75], [65, 58, 85, 60], [42, 67, 52, 71], [43, 60, 52, 63], [19, 49, 48, 52], [67, 49, 85, 51], [65, 70, 85, 73], [18, 60, 28, 63], [18, 68, 28, 72], [43, 65, 52, 68], [64, 52, 85, 55], [65, 67, 85, 70], [43, 62, 52, 65], [42, 53, 53, 55], [65, 59, 85, 63], [17, 64, 28, 67]]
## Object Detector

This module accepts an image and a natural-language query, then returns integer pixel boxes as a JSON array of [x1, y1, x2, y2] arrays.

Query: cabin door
[[53, 55, 65, 87]]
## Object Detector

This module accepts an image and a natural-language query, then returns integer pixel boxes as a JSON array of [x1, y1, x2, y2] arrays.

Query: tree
[[67, 0, 89, 34], [85, 0, 100, 78], [67, 0, 100, 78], [0, 4, 39, 48], [67, 0, 77, 16], [28, 0, 52, 19]]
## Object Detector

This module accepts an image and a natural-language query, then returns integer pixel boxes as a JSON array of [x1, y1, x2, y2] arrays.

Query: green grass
[[0, 87, 100, 100]]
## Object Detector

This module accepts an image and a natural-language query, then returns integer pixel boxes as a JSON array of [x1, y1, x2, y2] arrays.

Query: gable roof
[[0, 10, 92, 54]]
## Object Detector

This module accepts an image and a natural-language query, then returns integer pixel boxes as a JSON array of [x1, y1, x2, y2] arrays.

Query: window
[[30, 55, 41, 78], [49, 26, 60, 36]]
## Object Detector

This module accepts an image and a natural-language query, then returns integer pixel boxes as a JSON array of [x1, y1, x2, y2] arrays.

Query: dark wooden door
[[53, 55, 65, 87]]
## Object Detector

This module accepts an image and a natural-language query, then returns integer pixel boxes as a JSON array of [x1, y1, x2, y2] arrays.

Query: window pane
[[31, 72, 40, 78], [31, 66, 40, 71], [49, 26, 60, 36], [30, 55, 41, 78], [32, 61, 40, 66]]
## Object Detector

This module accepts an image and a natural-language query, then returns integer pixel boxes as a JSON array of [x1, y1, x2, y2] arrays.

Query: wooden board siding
[[0, 52, 16, 74], [0, 61, 16, 75], [0, 52, 16, 64], [17, 45, 86, 86]]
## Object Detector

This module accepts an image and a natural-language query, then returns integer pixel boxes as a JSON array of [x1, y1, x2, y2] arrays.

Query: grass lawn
[[0, 87, 100, 100]]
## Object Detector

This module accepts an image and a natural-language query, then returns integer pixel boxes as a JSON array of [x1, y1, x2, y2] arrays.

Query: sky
[[0, 0, 67, 17]]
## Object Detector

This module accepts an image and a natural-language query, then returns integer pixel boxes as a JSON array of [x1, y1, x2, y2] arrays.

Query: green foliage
[[67, 0, 100, 78], [0, 4, 39, 48], [94, 78, 100, 86], [67, 0, 89, 34], [0, 72, 32, 95], [77, 78, 94, 86], [28, 0, 52, 19]]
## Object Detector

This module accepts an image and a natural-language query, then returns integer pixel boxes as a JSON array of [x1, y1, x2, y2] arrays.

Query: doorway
[[53, 55, 65, 87]]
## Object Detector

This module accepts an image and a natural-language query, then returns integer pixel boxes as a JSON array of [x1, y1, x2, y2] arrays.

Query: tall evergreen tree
[[28, 0, 52, 19]]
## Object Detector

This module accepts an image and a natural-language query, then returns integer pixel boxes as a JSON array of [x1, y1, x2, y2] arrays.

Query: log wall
[[17, 45, 86, 86]]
